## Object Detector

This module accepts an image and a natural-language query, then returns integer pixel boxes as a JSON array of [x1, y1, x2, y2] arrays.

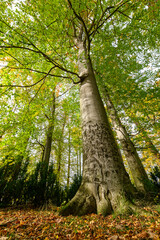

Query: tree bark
[[40, 90, 56, 203], [67, 128, 71, 188], [42, 90, 55, 166], [76, 148, 82, 176], [135, 120, 160, 160], [103, 87, 149, 193], [56, 114, 66, 181], [60, 31, 136, 216]]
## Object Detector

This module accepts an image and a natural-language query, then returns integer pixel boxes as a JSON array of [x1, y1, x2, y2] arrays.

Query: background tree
[[102, 85, 150, 193]]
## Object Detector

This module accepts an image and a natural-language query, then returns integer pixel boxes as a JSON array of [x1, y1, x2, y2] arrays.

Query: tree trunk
[[40, 90, 56, 204], [60, 33, 136, 216], [56, 114, 66, 181], [103, 87, 149, 193], [76, 148, 82, 176], [67, 128, 71, 188], [42, 90, 55, 170], [135, 120, 160, 160]]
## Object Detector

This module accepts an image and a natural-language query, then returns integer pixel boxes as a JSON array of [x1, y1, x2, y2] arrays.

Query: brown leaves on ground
[[0, 207, 160, 239]]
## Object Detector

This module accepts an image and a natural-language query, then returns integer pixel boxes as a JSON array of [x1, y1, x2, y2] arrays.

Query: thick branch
[[67, 0, 91, 53]]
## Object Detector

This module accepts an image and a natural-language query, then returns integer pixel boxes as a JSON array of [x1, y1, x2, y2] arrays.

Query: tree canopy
[[0, 0, 160, 213]]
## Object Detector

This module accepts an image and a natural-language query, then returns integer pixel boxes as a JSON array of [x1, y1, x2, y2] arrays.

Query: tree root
[[59, 182, 112, 216], [59, 182, 159, 217], [59, 186, 97, 216]]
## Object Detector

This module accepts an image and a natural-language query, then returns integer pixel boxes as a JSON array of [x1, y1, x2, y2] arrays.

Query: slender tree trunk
[[40, 90, 56, 204], [42, 90, 55, 173], [56, 115, 66, 181], [57, 143, 62, 181], [135, 120, 160, 160], [103, 87, 149, 193], [60, 31, 136, 216], [42, 97, 55, 164], [67, 128, 71, 188]]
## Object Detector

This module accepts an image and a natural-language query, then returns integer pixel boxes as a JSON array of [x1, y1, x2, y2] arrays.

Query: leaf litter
[[0, 206, 160, 239]]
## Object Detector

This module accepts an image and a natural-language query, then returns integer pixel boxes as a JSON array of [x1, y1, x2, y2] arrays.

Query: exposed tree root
[[59, 184, 97, 216], [60, 185, 160, 217]]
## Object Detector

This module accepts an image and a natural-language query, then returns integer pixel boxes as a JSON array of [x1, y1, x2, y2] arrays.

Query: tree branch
[[88, 5, 115, 34], [0, 86, 12, 96], [35, 139, 45, 150], [2, 49, 25, 67], [0, 45, 41, 54], [0, 67, 55, 88], [55, 85, 75, 99], [3, 65, 76, 80], [67, 0, 91, 53], [117, 10, 132, 19], [90, 0, 130, 37], [28, 79, 46, 106], [0, 18, 79, 77]]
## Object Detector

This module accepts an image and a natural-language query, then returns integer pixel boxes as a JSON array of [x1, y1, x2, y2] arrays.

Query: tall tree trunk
[[40, 90, 56, 204], [60, 30, 136, 216], [42, 90, 56, 166], [67, 128, 71, 188], [103, 87, 149, 193], [56, 114, 66, 181], [135, 120, 160, 160]]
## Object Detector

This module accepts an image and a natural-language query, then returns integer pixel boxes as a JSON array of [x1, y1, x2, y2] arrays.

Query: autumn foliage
[[0, 207, 160, 239]]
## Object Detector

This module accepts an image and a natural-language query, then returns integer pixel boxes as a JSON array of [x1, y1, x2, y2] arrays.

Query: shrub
[[0, 156, 64, 208]]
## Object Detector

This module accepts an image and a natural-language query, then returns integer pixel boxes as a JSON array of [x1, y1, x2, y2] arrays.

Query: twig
[[90, 0, 130, 37], [56, 84, 76, 99], [0, 45, 40, 53], [0, 218, 17, 227], [0, 67, 55, 88]]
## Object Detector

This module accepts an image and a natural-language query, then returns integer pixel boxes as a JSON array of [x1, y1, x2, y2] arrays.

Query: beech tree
[[103, 86, 149, 193], [92, 6, 160, 173], [0, 0, 159, 215]]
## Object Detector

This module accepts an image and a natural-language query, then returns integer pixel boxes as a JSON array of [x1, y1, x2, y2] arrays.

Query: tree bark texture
[[103, 87, 149, 193], [60, 35, 135, 216], [76, 149, 82, 176]]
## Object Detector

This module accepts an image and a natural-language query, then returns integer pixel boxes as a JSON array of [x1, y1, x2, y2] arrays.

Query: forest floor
[[0, 205, 160, 240]]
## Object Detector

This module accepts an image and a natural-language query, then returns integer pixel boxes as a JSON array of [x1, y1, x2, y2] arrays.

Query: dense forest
[[0, 0, 160, 217]]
